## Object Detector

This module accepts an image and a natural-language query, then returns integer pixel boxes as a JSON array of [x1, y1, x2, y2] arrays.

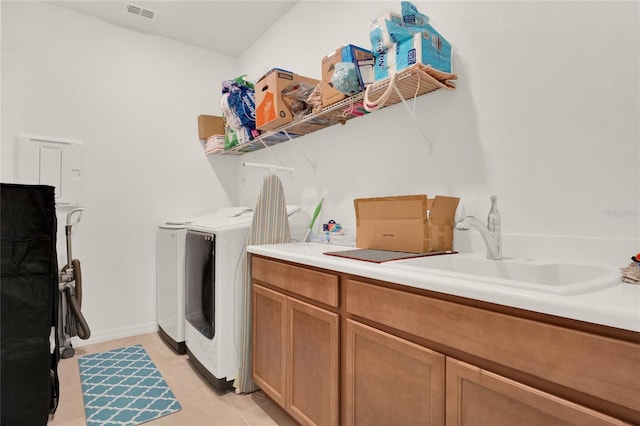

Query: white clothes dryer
[[184, 206, 307, 392]]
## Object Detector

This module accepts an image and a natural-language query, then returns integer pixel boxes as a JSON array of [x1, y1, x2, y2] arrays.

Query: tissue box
[[354, 194, 459, 253], [255, 69, 320, 132]]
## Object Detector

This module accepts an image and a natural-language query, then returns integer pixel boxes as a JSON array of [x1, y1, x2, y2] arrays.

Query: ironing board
[[234, 174, 291, 393]]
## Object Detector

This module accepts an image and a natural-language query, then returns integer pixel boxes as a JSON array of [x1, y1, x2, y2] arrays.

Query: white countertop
[[247, 242, 640, 333]]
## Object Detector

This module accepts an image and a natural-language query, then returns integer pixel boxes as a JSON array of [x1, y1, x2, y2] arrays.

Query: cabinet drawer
[[345, 278, 640, 415], [252, 256, 339, 308]]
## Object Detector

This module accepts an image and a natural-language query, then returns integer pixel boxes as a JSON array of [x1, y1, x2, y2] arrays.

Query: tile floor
[[48, 332, 297, 426]]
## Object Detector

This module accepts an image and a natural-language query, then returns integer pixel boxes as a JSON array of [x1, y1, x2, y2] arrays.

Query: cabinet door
[[252, 284, 287, 407], [287, 297, 339, 426], [446, 358, 630, 426], [345, 319, 445, 426]]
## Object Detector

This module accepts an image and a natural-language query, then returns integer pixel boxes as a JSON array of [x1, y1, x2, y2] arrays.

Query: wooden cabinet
[[251, 255, 640, 425], [252, 284, 286, 407], [345, 277, 639, 425], [287, 297, 339, 425], [446, 358, 627, 426], [345, 278, 640, 421], [344, 319, 445, 426], [251, 257, 339, 426]]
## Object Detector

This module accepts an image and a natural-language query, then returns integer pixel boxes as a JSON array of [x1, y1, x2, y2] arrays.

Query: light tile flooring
[[48, 332, 297, 426]]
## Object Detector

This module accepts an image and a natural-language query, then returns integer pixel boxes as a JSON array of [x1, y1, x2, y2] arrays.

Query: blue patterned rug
[[78, 344, 181, 425]]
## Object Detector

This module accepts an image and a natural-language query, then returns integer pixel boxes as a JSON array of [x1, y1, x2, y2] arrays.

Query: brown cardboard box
[[354, 194, 460, 253], [321, 45, 374, 108], [255, 69, 321, 132], [197, 115, 225, 140], [321, 49, 348, 108]]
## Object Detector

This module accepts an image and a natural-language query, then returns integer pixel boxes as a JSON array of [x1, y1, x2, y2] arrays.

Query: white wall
[[236, 1, 640, 266], [2, 1, 638, 344], [1, 1, 240, 343]]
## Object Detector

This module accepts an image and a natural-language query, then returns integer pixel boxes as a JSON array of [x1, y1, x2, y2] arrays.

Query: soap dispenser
[[487, 195, 501, 252]]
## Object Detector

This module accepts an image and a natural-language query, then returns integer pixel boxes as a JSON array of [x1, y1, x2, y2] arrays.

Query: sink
[[384, 253, 621, 295]]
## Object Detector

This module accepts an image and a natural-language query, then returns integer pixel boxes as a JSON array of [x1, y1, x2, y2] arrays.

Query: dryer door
[[185, 230, 215, 339]]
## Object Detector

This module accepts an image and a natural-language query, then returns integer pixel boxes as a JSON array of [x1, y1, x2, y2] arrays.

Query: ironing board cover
[[234, 174, 291, 393]]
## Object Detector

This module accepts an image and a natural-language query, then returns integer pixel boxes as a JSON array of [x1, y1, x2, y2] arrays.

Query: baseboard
[[71, 321, 159, 347]]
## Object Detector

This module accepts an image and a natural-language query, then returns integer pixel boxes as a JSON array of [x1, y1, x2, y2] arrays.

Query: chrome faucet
[[456, 195, 502, 260]]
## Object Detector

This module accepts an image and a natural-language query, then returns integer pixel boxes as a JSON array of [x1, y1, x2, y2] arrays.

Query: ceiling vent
[[126, 3, 156, 20]]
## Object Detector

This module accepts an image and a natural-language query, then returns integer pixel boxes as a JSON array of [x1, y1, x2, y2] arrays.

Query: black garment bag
[[1, 183, 60, 425]]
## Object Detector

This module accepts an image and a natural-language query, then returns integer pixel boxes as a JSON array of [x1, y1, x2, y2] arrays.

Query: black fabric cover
[[1, 183, 59, 425]]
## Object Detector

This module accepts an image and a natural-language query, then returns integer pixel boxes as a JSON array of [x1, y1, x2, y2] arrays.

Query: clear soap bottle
[[487, 195, 502, 255]]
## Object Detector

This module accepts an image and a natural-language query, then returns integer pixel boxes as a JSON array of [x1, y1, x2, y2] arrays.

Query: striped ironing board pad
[[234, 174, 291, 393]]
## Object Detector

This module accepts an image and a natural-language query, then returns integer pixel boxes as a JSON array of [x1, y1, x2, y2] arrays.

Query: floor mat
[[324, 248, 456, 263], [78, 344, 181, 425]]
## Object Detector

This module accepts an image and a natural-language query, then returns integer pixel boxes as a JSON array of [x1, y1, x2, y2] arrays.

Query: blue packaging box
[[373, 24, 452, 81]]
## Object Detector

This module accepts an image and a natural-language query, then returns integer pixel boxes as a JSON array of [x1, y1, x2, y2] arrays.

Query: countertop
[[247, 242, 640, 333]]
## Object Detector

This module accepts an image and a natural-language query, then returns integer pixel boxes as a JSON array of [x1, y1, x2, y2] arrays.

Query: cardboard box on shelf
[[354, 194, 460, 253], [255, 69, 321, 132], [197, 115, 225, 140], [320, 45, 374, 108]]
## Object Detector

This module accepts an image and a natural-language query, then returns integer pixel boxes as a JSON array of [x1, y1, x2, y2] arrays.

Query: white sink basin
[[385, 253, 621, 295]]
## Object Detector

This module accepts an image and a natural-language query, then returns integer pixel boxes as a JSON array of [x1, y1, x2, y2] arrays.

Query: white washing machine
[[184, 206, 308, 392]]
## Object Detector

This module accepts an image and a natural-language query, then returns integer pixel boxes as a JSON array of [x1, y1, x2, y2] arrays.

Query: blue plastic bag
[[401, 1, 430, 26], [331, 62, 361, 95], [220, 75, 256, 129]]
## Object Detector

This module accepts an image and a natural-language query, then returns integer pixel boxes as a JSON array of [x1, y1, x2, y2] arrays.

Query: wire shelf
[[219, 64, 457, 155]]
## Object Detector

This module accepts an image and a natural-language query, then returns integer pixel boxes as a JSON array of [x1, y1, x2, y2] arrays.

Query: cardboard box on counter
[[255, 69, 320, 132], [321, 45, 374, 108], [197, 115, 225, 140], [354, 194, 460, 253]]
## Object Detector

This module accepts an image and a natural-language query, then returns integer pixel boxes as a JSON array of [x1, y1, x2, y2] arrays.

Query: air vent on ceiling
[[126, 3, 156, 20]]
